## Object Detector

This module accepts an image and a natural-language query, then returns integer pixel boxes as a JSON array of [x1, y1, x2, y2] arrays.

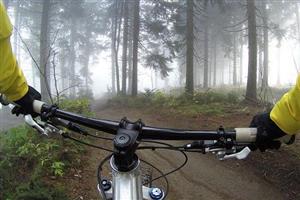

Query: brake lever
[[2, 100, 62, 136], [213, 147, 251, 160], [24, 115, 47, 136], [223, 147, 251, 160]]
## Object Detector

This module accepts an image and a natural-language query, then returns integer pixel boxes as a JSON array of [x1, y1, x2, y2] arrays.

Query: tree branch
[[58, 84, 82, 96], [14, 26, 43, 77], [51, 51, 60, 104], [223, 27, 249, 33], [223, 18, 248, 29]]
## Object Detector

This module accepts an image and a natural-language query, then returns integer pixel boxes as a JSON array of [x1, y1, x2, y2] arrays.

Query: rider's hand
[[249, 112, 287, 152], [12, 86, 41, 117]]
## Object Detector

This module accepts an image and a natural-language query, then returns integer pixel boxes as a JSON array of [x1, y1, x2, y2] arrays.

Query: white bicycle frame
[[98, 157, 164, 200]]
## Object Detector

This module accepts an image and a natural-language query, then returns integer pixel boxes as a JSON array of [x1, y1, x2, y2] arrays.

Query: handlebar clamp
[[113, 118, 145, 172], [41, 104, 59, 121]]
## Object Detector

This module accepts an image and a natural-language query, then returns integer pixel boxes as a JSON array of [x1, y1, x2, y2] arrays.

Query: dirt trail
[[67, 106, 297, 200]]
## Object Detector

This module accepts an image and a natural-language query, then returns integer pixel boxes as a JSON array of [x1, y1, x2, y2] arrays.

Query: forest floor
[[63, 102, 300, 200]]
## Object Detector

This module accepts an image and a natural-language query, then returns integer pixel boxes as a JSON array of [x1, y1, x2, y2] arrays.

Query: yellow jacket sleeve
[[0, 0, 28, 101], [271, 75, 300, 135]]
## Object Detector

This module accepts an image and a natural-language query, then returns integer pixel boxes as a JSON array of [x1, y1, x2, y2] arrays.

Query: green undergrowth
[[108, 86, 291, 117], [0, 98, 93, 200], [108, 89, 247, 117], [59, 98, 94, 117], [0, 126, 85, 200]]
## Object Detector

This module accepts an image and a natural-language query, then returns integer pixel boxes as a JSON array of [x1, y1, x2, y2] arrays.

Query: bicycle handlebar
[[32, 100, 257, 143], [0, 97, 260, 163]]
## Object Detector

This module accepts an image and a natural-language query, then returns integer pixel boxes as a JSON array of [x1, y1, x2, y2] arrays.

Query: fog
[[4, 0, 300, 100]]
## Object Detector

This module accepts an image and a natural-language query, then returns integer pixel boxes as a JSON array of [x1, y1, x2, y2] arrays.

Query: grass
[[0, 126, 75, 199], [0, 98, 93, 200], [107, 89, 250, 117], [107, 86, 291, 118], [59, 98, 94, 116]]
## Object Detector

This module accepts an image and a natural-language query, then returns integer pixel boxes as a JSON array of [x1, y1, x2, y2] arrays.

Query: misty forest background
[[3, 1, 300, 199], [3, 0, 300, 104]]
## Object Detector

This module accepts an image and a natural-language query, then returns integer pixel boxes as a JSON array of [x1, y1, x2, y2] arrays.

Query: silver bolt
[[150, 187, 163, 199]]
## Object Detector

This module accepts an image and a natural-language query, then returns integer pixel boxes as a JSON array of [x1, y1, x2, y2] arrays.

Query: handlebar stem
[[113, 118, 142, 172]]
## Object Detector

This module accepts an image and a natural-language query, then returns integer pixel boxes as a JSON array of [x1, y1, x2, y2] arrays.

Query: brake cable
[[75, 131, 114, 141], [142, 148, 188, 183], [61, 133, 114, 153], [140, 158, 170, 200], [97, 153, 113, 200]]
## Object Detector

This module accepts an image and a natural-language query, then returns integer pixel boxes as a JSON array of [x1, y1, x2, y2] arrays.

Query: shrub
[[227, 91, 240, 104], [107, 89, 245, 116], [59, 98, 92, 116], [51, 161, 65, 177], [0, 126, 80, 199], [193, 91, 225, 104], [151, 90, 167, 105]]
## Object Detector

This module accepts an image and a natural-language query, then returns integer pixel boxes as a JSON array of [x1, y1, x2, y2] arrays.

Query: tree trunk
[[83, 56, 90, 91], [131, 0, 140, 96], [213, 39, 217, 87], [127, 33, 133, 95], [186, 0, 194, 94], [194, 61, 198, 87], [245, 0, 257, 101], [69, 15, 77, 98], [82, 33, 91, 91], [121, 0, 129, 95], [209, 49, 212, 87], [239, 33, 244, 84], [32, 61, 37, 88], [228, 62, 231, 84], [179, 63, 185, 87], [233, 33, 237, 86], [258, 42, 263, 86], [155, 70, 159, 88], [111, 7, 116, 95], [277, 44, 281, 85], [40, 0, 51, 102], [262, 0, 269, 89], [127, 0, 134, 95], [60, 52, 66, 92], [203, 3, 209, 89], [114, 0, 123, 94], [220, 55, 224, 85]]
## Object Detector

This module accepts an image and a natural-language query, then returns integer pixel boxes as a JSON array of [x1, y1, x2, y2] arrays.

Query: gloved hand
[[12, 86, 41, 117], [249, 112, 287, 152]]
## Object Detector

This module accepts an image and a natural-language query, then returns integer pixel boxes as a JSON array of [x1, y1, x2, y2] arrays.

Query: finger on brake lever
[[24, 114, 48, 136]]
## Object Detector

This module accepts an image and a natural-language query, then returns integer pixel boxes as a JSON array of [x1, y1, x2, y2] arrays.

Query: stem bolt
[[149, 187, 164, 200], [101, 179, 111, 191]]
